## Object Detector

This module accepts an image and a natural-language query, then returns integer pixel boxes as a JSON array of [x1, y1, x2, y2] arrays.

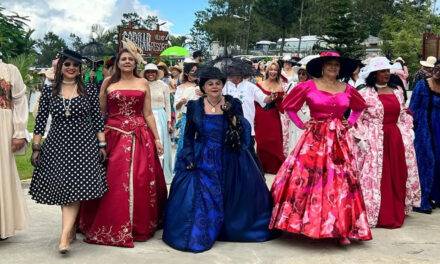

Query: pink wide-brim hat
[[306, 51, 358, 78]]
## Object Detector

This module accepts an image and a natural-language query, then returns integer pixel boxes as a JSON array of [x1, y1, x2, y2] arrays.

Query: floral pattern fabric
[[351, 88, 421, 227], [270, 81, 371, 241]]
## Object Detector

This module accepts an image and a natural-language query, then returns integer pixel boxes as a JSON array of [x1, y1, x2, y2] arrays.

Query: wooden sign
[[118, 27, 170, 57], [422, 33, 440, 59]]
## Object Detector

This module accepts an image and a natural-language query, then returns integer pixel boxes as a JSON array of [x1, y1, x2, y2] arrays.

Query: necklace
[[62, 84, 77, 117], [206, 96, 223, 113], [375, 83, 387, 88], [62, 80, 76, 85]]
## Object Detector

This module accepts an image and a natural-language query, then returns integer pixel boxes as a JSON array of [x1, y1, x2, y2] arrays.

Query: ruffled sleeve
[[10, 64, 28, 139], [347, 86, 367, 125], [281, 81, 311, 129]]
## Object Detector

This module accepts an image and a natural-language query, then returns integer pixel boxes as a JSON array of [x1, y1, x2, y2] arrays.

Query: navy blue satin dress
[[163, 97, 273, 253]]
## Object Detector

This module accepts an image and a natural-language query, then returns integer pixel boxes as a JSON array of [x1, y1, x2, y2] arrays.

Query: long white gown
[[0, 60, 29, 238]]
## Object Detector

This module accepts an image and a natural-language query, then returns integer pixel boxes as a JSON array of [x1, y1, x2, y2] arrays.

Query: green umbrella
[[160, 46, 190, 57]]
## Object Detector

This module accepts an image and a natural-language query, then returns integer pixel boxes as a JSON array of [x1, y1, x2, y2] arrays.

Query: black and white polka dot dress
[[29, 83, 107, 205]]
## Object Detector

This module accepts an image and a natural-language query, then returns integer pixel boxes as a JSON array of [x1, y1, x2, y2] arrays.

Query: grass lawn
[[15, 113, 35, 180]]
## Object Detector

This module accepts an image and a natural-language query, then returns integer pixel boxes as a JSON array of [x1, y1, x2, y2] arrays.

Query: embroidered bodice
[[106, 90, 146, 131]]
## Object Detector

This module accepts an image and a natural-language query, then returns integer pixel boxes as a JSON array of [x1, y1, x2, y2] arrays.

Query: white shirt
[[174, 84, 199, 114], [223, 80, 267, 135]]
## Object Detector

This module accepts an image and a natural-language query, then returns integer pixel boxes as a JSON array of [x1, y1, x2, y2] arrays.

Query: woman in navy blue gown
[[163, 67, 273, 253], [410, 63, 440, 213]]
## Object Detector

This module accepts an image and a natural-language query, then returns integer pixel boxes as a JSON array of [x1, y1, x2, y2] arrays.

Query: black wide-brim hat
[[59, 49, 84, 64], [198, 66, 227, 89], [306, 51, 358, 78]]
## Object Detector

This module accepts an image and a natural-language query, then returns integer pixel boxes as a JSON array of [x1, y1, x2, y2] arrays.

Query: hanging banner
[[118, 27, 170, 57]]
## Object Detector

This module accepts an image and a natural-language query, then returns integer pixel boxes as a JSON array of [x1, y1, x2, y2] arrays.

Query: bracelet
[[98, 142, 107, 148], [32, 143, 41, 151]]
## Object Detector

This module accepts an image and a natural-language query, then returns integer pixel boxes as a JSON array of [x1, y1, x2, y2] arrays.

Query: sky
[[3, 0, 209, 41]]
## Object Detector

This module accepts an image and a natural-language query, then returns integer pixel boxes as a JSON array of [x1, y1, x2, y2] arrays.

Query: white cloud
[[3, 0, 173, 41]]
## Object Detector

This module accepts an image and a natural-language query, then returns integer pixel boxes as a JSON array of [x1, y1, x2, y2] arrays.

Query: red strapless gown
[[80, 90, 167, 247], [377, 93, 408, 228], [254, 84, 285, 174]]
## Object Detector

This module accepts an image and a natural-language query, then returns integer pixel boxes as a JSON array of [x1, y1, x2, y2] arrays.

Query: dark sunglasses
[[63, 61, 80, 68]]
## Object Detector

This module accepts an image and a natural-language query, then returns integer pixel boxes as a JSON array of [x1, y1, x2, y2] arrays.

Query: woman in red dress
[[352, 57, 420, 228], [79, 45, 167, 248], [255, 61, 285, 174]]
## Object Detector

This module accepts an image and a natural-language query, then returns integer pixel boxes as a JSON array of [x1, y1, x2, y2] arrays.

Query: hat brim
[[59, 52, 84, 64], [420, 61, 435, 68], [307, 56, 358, 78]]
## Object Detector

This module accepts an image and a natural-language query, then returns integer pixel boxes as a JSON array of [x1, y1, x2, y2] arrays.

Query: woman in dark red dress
[[352, 57, 420, 228], [79, 45, 167, 247], [255, 61, 285, 174]]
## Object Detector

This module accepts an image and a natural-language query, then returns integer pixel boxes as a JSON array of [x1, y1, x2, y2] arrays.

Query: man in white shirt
[[223, 65, 275, 173]]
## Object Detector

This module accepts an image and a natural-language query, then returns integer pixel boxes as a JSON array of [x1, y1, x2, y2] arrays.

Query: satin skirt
[[270, 119, 372, 241], [153, 108, 173, 183]]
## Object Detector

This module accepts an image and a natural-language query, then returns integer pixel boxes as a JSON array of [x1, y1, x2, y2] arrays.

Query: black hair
[[192, 50, 203, 59], [365, 71, 398, 91], [52, 56, 86, 97], [182, 63, 198, 83]]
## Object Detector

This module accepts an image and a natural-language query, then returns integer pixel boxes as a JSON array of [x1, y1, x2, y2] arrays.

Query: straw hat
[[420, 56, 437, 68], [144, 63, 159, 71], [170, 65, 183, 73], [394, 57, 405, 64]]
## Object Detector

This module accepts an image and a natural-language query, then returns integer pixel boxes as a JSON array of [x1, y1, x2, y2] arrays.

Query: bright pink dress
[[270, 80, 372, 241], [80, 90, 167, 247]]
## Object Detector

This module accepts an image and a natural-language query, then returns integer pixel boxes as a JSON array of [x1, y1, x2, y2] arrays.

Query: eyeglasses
[[63, 61, 80, 68]]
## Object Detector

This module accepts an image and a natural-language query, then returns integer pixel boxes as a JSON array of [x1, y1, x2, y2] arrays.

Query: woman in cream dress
[[0, 59, 29, 239]]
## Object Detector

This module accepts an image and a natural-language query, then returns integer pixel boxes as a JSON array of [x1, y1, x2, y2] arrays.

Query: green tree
[[121, 12, 159, 29], [36, 32, 67, 67], [321, 0, 368, 58], [380, 0, 440, 74], [190, 10, 212, 53], [254, 0, 301, 54], [9, 53, 40, 91], [354, 0, 394, 37], [169, 35, 188, 47], [0, 6, 35, 60], [69, 33, 84, 52]]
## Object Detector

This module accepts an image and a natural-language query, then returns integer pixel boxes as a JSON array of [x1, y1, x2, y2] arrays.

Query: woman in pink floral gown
[[270, 51, 372, 245]]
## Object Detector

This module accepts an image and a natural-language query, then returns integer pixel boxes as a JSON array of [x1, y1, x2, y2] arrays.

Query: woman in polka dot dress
[[29, 50, 108, 254], [79, 47, 168, 248]]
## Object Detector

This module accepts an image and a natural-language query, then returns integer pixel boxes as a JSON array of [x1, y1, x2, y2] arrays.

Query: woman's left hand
[[155, 140, 164, 156], [11, 138, 26, 152]]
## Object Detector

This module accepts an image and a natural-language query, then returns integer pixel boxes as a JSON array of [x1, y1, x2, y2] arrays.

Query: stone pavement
[[1, 176, 439, 264]]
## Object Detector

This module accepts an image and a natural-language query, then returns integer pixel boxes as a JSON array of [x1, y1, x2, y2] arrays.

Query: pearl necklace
[[375, 83, 387, 89]]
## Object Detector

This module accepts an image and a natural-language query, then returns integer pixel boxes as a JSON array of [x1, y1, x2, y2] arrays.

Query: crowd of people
[[1, 39, 440, 254]]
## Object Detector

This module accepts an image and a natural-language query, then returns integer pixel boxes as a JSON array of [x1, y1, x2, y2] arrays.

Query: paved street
[[1, 176, 439, 264]]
